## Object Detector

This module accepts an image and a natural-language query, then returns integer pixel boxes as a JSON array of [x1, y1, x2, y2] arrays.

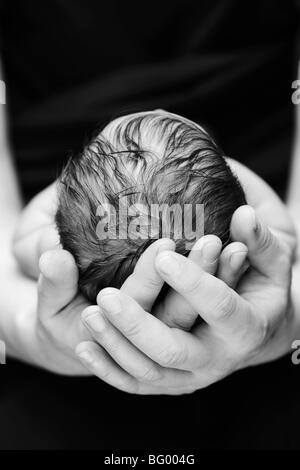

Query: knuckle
[[136, 366, 161, 382], [140, 273, 162, 291], [103, 337, 120, 355], [256, 224, 273, 254], [129, 272, 160, 294], [123, 381, 140, 395], [213, 290, 237, 322], [158, 343, 188, 368], [100, 370, 137, 395], [98, 366, 113, 381], [180, 275, 203, 296], [121, 320, 141, 338]]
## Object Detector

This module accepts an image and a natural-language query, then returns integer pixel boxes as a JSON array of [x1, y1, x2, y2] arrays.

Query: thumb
[[230, 205, 288, 280], [38, 249, 79, 320]]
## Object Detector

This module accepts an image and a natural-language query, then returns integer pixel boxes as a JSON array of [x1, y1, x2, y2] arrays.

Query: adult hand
[[75, 204, 296, 394], [10, 248, 95, 375], [11, 183, 246, 375], [33, 236, 247, 375], [12, 160, 297, 386], [152, 159, 297, 329], [74, 157, 298, 394], [13, 183, 60, 279]]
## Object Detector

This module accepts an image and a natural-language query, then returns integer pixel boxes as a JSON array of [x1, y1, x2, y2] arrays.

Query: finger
[[38, 225, 61, 260], [97, 288, 210, 371], [82, 305, 163, 382], [155, 251, 250, 334], [75, 341, 194, 395], [189, 235, 222, 275], [38, 249, 79, 319], [155, 236, 222, 329], [227, 158, 297, 253], [217, 242, 249, 288], [75, 341, 140, 394], [121, 238, 175, 311], [13, 225, 60, 279], [81, 306, 197, 389], [230, 205, 288, 281]]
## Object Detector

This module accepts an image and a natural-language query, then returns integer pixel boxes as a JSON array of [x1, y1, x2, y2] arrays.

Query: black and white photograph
[[0, 0, 300, 454]]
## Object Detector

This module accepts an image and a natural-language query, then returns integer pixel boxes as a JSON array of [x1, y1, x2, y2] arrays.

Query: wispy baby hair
[[55, 111, 246, 302]]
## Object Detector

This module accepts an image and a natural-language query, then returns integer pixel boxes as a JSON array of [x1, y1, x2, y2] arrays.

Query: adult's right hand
[[75, 205, 296, 395]]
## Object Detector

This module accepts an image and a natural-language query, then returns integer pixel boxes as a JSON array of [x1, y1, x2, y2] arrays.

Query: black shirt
[[0, 0, 299, 449]]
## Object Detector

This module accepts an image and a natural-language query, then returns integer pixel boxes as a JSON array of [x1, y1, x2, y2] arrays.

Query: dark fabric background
[[0, 0, 299, 449]]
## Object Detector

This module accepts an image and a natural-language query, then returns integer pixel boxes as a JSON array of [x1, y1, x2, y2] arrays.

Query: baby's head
[[56, 110, 246, 302]]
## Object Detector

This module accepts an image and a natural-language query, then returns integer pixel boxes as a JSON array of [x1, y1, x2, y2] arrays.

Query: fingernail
[[77, 350, 94, 364], [156, 252, 181, 275], [83, 312, 106, 333], [100, 293, 122, 315], [201, 241, 221, 264], [230, 251, 248, 270]]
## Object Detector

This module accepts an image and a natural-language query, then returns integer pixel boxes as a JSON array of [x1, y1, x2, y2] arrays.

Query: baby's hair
[[56, 111, 246, 302]]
